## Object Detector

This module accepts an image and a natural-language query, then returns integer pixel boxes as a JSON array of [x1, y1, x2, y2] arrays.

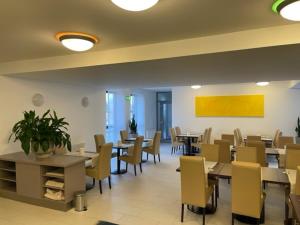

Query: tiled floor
[[0, 144, 286, 225]]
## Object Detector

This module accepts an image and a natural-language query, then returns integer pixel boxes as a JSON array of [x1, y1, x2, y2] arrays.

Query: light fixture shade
[[111, 0, 159, 11], [272, 0, 300, 21], [256, 82, 270, 87], [191, 85, 202, 89], [55, 32, 98, 52]]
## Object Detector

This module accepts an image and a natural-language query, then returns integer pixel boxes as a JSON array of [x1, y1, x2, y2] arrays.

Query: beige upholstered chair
[[286, 144, 300, 150], [221, 134, 235, 146], [175, 126, 182, 135], [143, 131, 161, 164], [272, 129, 282, 148], [120, 130, 129, 143], [286, 148, 300, 170], [247, 136, 262, 142], [234, 129, 243, 147], [180, 156, 216, 224], [278, 136, 294, 148], [119, 136, 144, 176], [232, 161, 265, 225], [237, 128, 243, 145], [170, 128, 184, 154], [201, 144, 220, 162], [86, 143, 113, 194], [191, 129, 207, 150], [94, 134, 105, 153], [295, 166, 300, 195], [246, 141, 267, 167], [236, 146, 258, 163], [207, 127, 212, 144], [214, 140, 231, 163]]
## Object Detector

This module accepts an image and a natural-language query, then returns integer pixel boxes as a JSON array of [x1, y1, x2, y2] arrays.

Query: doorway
[[156, 92, 172, 142]]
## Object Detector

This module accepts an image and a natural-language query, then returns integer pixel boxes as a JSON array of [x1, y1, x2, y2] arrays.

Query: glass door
[[105, 91, 115, 142], [157, 92, 172, 142]]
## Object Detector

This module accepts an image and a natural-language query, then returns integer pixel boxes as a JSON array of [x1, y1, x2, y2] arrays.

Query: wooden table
[[112, 144, 133, 175], [176, 133, 200, 155], [125, 138, 152, 142], [290, 194, 300, 223]]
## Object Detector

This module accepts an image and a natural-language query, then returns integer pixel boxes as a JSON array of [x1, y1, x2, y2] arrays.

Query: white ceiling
[[11, 44, 300, 88], [0, 0, 291, 63]]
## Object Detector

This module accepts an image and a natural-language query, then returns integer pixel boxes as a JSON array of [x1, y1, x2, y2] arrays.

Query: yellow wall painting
[[195, 95, 264, 117]]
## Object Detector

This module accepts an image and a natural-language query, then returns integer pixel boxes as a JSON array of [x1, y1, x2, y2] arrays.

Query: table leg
[[111, 148, 127, 175]]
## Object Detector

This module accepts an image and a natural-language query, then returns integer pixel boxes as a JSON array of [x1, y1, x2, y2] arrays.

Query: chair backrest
[[96, 143, 113, 180], [180, 156, 207, 207], [175, 126, 182, 135], [278, 136, 294, 148], [221, 134, 235, 146], [247, 135, 262, 142], [214, 139, 231, 163], [201, 144, 219, 162], [237, 128, 243, 145], [152, 131, 161, 154], [132, 136, 144, 163], [170, 128, 177, 144], [120, 130, 129, 143], [207, 127, 212, 144], [234, 129, 240, 146], [246, 141, 266, 166], [295, 166, 300, 195], [232, 161, 262, 219], [286, 148, 300, 170], [236, 146, 258, 164], [94, 134, 105, 153], [273, 129, 282, 148], [286, 144, 300, 150], [200, 129, 208, 144]]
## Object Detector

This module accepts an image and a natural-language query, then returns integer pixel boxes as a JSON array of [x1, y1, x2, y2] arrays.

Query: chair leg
[[126, 163, 128, 172], [154, 155, 156, 164], [212, 189, 215, 209], [108, 176, 111, 189], [158, 154, 161, 162], [147, 153, 149, 160], [232, 213, 235, 225], [203, 207, 206, 225], [92, 178, 95, 187], [99, 180, 102, 194], [139, 163, 142, 173], [171, 147, 173, 154], [134, 165, 137, 176], [181, 204, 184, 222]]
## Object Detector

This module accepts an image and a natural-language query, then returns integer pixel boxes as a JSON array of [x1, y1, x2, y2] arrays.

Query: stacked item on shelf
[[44, 188, 64, 201], [44, 179, 65, 201]]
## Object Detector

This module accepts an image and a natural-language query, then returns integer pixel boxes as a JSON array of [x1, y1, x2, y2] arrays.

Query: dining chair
[[180, 156, 216, 224], [272, 129, 282, 148], [119, 136, 144, 176], [175, 126, 182, 135], [234, 129, 243, 147], [236, 146, 258, 163], [286, 144, 300, 150], [221, 134, 235, 146], [237, 128, 244, 146], [200, 144, 220, 162], [143, 131, 161, 164], [214, 139, 231, 163], [170, 128, 184, 154], [246, 141, 267, 167], [207, 127, 212, 144], [286, 148, 300, 170], [278, 136, 294, 148], [232, 161, 265, 225], [120, 130, 129, 144], [85, 143, 113, 194], [295, 166, 300, 195], [94, 134, 105, 153], [247, 135, 262, 142], [191, 129, 207, 150]]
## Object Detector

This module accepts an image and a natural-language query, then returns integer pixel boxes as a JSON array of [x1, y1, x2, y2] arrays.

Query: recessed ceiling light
[[111, 0, 159, 11], [55, 32, 99, 52], [272, 0, 300, 21], [256, 82, 270, 87], [191, 85, 202, 89]]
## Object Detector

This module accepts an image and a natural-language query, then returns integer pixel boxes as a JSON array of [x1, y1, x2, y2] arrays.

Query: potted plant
[[296, 117, 300, 144], [129, 115, 138, 137], [9, 110, 72, 158]]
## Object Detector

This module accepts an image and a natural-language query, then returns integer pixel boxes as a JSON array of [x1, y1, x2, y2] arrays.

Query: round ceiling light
[[272, 0, 300, 21], [256, 82, 270, 87], [55, 32, 99, 52], [111, 0, 159, 11], [191, 85, 202, 90]]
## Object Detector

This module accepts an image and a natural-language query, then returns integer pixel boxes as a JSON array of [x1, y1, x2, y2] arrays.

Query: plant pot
[[296, 137, 300, 144], [31, 143, 54, 159], [129, 133, 138, 138]]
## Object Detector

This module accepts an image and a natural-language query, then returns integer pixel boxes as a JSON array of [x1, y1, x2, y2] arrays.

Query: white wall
[[0, 76, 106, 155], [172, 81, 300, 140]]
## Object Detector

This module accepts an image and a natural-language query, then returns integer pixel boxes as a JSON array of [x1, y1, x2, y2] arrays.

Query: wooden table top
[[0, 151, 87, 167], [231, 148, 285, 156], [290, 194, 300, 222], [125, 138, 152, 142], [176, 133, 200, 138]]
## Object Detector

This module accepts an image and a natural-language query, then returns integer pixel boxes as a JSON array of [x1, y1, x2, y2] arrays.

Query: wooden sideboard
[[0, 152, 86, 211]]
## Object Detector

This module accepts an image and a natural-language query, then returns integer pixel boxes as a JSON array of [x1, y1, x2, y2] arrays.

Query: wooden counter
[[0, 152, 86, 211]]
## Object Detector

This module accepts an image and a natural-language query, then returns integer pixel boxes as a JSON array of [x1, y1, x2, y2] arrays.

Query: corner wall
[[172, 81, 300, 140]]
